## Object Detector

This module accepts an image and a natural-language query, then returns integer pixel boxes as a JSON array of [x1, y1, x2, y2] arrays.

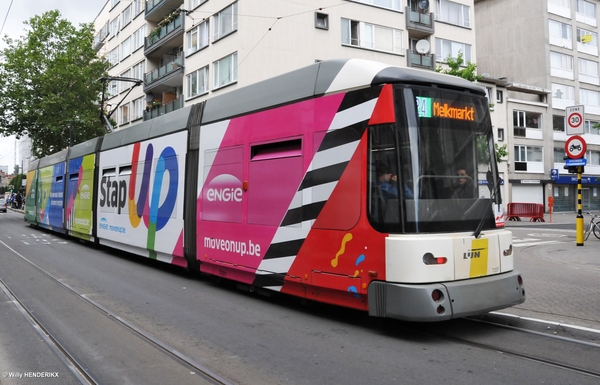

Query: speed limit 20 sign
[[566, 105, 585, 135]]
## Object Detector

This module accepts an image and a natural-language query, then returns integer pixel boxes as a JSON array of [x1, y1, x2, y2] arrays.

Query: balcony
[[407, 50, 435, 70], [406, 7, 434, 39], [146, 0, 185, 22], [144, 56, 184, 94], [144, 98, 182, 120], [145, 12, 184, 57]]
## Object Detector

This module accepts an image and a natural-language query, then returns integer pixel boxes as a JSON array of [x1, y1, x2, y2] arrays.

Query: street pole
[[576, 166, 584, 246]]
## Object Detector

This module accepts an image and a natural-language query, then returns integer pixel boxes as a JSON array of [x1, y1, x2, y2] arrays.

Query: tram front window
[[368, 86, 499, 234]]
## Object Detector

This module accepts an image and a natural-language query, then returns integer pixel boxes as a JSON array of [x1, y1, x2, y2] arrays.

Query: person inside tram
[[452, 167, 474, 199], [376, 164, 414, 199], [376, 164, 398, 200]]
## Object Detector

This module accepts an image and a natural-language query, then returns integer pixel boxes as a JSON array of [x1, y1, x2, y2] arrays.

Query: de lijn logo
[[100, 142, 178, 256]]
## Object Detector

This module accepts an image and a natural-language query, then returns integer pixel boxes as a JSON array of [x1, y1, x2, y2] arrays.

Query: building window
[[119, 69, 131, 93], [513, 110, 541, 136], [436, 0, 470, 28], [134, 0, 144, 16], [187, 66, 209, 98], [435, 38, 471, 62], [497, 128, 504, 141], [341, 18, 403, 54], [132, 61, 145, 81], [577, 28, 598, 45], [121, 36, 131, 59], [108, 47, 119, 67], [550, 51, 573, 71], [122, 5, 132, 28], [214, 52, 237, 89], [108, 80, 118, 98], [585, 120, 600, 135], [514, 145, 543, 162], [549, 19, 572, 48], [187, 20, 209, 55], [587, 150, 600, 165], [349, 0, 401, 11], [553, 115, 565, 131], [552, 83, 575, 101], [549, 0, 570, 8], [213, 2, 238, 42], [577, 0, 596, 19], [110, 17, 120, 37], [132, 97, 144, 121], [496, 90, 503, 103], [581, 88, 600, 107], [132, 25, 146, 51], [119, 103, 130, 125], [579, 57, 599, 84], [190, 0, 208, 9], [315, 12, 329, 30], [112, 0, 120, 8], [554, 147, 566, 162]]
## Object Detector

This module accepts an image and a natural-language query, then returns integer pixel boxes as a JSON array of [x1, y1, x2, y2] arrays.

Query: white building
[[475, 0, 600, 212], [93, 0, 479, 128]]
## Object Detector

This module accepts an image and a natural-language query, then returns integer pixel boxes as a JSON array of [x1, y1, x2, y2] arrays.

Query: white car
[[0, 197, 6, 213]]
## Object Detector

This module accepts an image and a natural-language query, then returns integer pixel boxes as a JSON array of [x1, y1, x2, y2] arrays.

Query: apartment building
[[92, 0, 479, 128], [475, 0, 600, 212]]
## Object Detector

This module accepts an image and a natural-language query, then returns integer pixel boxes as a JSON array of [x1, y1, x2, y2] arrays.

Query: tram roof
[[202, 58, 485, 124]]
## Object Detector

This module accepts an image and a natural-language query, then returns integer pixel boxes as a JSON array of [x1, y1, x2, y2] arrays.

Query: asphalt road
[[0, 210, 598, 385]]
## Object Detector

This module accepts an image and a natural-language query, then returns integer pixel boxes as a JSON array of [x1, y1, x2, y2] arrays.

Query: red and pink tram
[[25, 59, 525, 321]]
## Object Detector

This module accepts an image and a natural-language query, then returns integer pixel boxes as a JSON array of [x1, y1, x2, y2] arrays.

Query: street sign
[[566, 105, 585, 135], [565, 135, 587, 158], [565, 158, 587, 166], [550, 169, 558, 180]]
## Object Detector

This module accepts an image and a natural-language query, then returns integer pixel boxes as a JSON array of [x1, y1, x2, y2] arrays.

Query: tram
[[24, 59, 525, 321]]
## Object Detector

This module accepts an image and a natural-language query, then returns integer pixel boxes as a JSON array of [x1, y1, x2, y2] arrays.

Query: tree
[[0, 10, 109, 158], [435, 51, 482, 82]]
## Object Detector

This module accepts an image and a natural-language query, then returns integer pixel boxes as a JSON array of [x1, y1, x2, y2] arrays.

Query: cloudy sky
[[0, 0, 107, 172]]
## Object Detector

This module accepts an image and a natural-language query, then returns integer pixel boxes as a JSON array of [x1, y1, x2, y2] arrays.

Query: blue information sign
[[565, 158, 587, 166]]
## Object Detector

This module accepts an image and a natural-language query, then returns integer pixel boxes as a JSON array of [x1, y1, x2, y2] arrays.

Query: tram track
[[397, 314, 600, 381], [0, 240, 235, 385]]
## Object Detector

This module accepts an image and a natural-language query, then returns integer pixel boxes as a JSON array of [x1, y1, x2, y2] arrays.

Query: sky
[[0, 0, 108, 173]]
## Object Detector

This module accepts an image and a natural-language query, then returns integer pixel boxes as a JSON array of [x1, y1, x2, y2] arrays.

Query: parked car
[[0, 197, 6, 213]]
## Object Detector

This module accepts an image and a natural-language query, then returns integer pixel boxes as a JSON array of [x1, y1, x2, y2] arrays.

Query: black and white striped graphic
[[253, 97, 378, 290]]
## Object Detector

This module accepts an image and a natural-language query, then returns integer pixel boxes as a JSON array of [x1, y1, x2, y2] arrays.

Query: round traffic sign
[[568, 112, 583, 129], [565, 135, 587, 158]]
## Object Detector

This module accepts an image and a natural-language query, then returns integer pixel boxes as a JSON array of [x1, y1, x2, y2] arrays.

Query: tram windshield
[[368, 85, 501, 234]]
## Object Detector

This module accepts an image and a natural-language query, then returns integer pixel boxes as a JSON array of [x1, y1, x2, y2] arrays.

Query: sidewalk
[[504, 210, 600, 332]]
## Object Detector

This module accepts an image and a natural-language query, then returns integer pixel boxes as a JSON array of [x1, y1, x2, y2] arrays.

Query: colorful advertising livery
[[23, 59, 524, 322]]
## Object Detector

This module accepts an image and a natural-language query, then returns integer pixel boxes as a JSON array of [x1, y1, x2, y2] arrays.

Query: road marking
[[513, 240, 563, 248]]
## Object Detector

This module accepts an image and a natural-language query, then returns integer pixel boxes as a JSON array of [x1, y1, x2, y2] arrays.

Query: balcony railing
[[146, 0, 165, 15], [145, 13, 183, 49], [406, 7, 434, 34], [407, 50, 435, 70], [145, 56, 184, 86], [144, 98, 182, 120]]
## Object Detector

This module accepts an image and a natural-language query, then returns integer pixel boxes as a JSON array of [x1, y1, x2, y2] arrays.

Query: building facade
[[93, 0, 479, 128], [475, 0, 600, 212]]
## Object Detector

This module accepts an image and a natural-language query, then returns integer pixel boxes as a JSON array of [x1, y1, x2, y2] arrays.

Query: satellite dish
[[418, 0, 430, 11], [415, 40, 430, 54]]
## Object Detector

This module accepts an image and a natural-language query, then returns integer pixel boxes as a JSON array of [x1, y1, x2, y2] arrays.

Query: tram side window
[[368, 126, 402, 227]]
